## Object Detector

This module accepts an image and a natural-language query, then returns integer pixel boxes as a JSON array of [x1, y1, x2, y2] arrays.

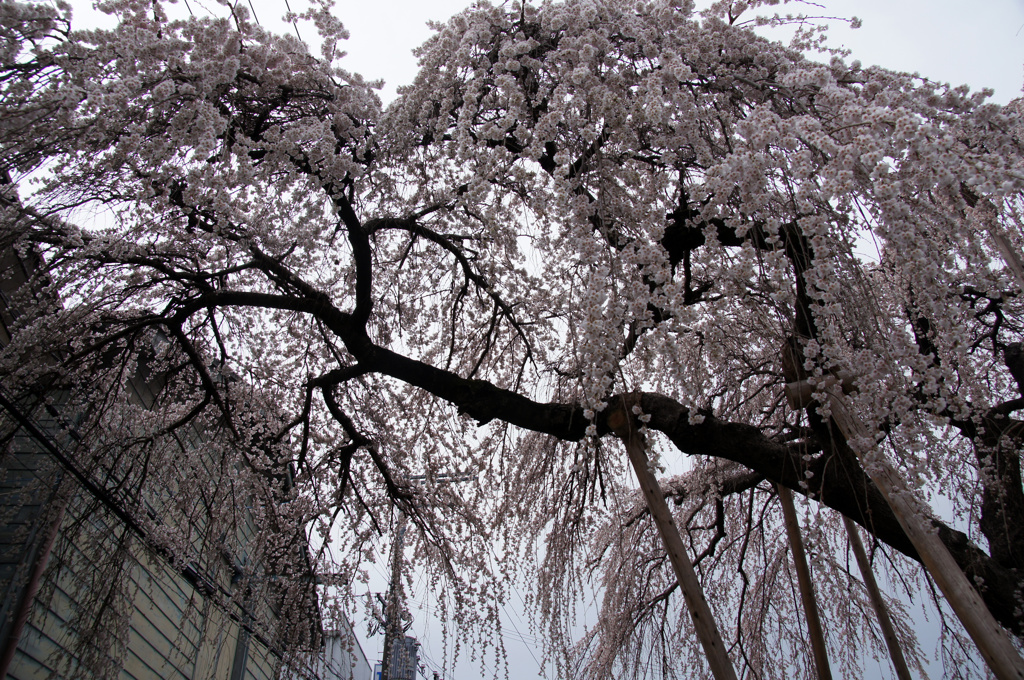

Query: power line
[[282, 0, 303, 42], [0, 387, 288, 657], [486, 550, 545, 673], [403, 595, 544, 647]]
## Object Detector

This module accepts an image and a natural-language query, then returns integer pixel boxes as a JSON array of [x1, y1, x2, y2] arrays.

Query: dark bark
[[638, 392, 1024, 638], [162, 283, 1024, 636], [976, 412, 1024, 572]]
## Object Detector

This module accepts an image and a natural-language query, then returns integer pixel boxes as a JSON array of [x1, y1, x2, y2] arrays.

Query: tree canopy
[[2, 0, 1024, 677]]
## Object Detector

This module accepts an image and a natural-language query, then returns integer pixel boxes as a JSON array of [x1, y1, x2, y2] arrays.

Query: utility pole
[[379, 473, 473, 680], [380, 513, 408, 680]]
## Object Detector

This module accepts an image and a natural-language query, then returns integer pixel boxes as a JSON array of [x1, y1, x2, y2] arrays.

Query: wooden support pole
[[843, 516, 913, 680], [609, 405, 739, 680], [988, 228, 1024, 293], [819, 385, 1024, 680], [777, 484, 833, 680]]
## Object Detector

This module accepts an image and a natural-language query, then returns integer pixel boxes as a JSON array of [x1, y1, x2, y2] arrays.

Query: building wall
[[320, 623, 372, 680], [284, 623, 372, 680], [0, 422, 287, 680], [0, 238, 354, 680], [0, 264, 294, 678]]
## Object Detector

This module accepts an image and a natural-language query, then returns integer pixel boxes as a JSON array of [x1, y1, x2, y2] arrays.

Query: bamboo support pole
[[971, 197, 1024, 294], [777, 484, 833, 680], [609, 406, 739, 680], [988, 229, 1024, 293], [817, 384, 1024, 680], [843, 516, 913, 680]]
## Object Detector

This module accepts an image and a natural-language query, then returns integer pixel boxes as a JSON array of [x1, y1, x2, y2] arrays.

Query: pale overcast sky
[[70, 0, 1024, 104], [304, 4, 1024, 678], [317, 0, 1024, 105], [57, 0, 1024, 677]]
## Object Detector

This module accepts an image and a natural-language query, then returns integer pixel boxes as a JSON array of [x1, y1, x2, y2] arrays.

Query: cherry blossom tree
[[2, 0, 1024, 677]]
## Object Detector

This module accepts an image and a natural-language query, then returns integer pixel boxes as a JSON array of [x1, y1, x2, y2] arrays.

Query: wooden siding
[[0, 248, 319, 680], [1, 419, 292, 680], [4, 494, 286, 680]]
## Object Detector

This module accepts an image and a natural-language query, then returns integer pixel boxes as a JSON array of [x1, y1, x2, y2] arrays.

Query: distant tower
[[388, 635, 419, 680]]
